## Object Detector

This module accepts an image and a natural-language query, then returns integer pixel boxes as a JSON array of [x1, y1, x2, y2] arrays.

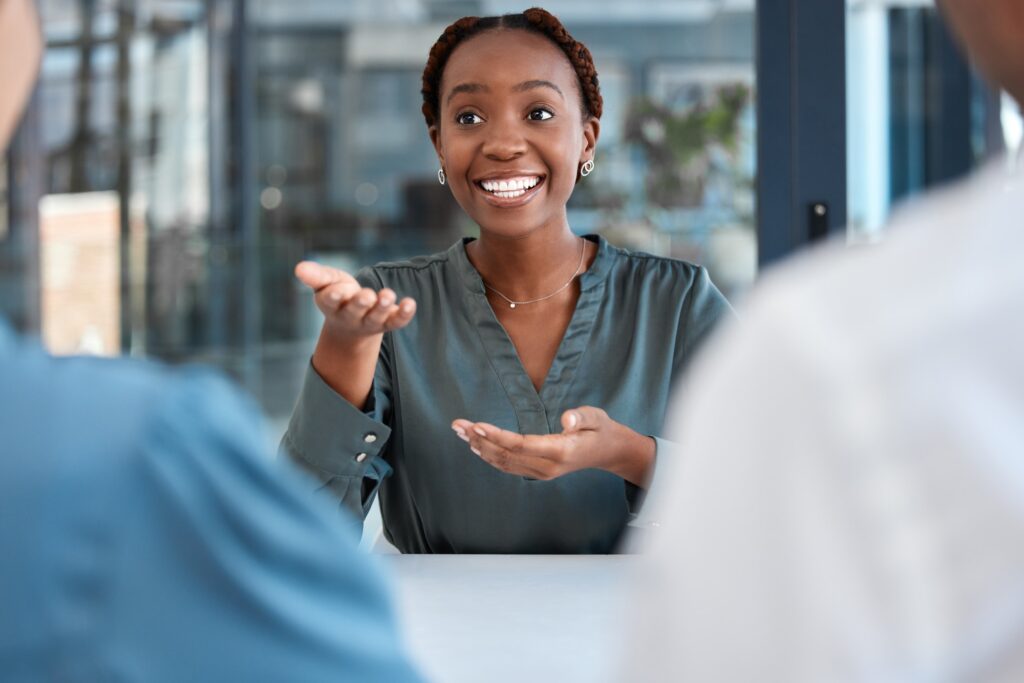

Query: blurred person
[[0, 1, 422, 680], [284, 8, 730, 554], [625, 1, 1024, 681]]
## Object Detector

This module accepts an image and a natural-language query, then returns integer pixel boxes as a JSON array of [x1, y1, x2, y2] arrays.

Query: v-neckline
[[452, 234, 612, 434]]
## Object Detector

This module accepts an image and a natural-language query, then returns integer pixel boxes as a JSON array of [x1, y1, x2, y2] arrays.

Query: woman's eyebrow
[[512, 79, 564, 99], [446, 82, 488, 105], [445, 79, 564, 105]]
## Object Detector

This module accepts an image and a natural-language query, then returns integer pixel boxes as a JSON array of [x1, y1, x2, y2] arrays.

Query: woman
[[282, 8, 731, 553]]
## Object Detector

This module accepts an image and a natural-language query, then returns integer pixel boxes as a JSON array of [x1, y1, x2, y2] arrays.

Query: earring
[[437, 168, 446, 185], [580, 159, 595, 177]]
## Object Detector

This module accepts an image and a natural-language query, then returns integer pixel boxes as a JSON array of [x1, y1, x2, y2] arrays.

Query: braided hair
[[420, 7, 603, 129]]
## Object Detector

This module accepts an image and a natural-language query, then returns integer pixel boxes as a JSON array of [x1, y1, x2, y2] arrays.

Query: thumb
[[561, 406, 606, 433], [295, 261, 348, 291]]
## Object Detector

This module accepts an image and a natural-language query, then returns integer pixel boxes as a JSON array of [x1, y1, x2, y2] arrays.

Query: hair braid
[[420, 7, 602, 128], [420, 17, 481, 127]]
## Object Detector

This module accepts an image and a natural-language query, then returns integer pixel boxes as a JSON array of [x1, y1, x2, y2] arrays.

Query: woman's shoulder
[[373, 243, 460, 272], [356, 241, 465, 285], [600, 238, 707, 284]]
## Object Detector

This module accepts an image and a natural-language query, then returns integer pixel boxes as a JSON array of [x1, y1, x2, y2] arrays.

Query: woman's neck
[[467, 225, 586, 302]]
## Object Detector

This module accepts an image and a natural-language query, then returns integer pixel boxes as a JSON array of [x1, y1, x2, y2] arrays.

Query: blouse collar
[[450, 233, 613, 294]]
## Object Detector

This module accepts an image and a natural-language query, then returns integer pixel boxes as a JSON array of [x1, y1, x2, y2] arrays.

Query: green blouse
[[281, 234, 730, 553]]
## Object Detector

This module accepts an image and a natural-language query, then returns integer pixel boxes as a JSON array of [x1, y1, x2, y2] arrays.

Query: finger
[[451, 420, 473, 443], [316, 280, 362, 311], [456, 422, 521, 463], [561, 405, 607, 433], [338, 287, 378, 325], [469, 422, 526, 452], [382, 297, 417, 331], [453, 421, 555, 459], [459, 421, 496, 457], [471, 427, 566, 475], [363, 288, 398, 327], [453, 423, 494, 462], [295, 261, 350, 291], [472, 436, 547, 478], [456, 424, 564, 479]]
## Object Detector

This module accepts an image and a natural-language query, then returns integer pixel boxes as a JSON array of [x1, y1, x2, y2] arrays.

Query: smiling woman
[[280, 7, 733, 554]]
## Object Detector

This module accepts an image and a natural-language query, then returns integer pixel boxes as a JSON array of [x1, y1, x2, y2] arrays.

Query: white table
[[387, 555, 634, 683]]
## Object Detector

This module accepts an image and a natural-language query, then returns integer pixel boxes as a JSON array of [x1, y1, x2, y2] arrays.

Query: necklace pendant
[[510, 303, 516, 309]]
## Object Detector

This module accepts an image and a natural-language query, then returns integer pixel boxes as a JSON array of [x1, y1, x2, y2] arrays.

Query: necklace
[[484, 238, 587, 309]]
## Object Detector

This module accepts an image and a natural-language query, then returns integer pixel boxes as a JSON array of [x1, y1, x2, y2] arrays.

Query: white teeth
[[480, 176, 540, 194]]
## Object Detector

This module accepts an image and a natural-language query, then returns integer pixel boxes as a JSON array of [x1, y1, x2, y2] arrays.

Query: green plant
[[625, 84, 751, 208]]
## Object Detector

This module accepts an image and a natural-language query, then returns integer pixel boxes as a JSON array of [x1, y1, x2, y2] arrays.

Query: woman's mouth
[[474, 175, 545, 206]]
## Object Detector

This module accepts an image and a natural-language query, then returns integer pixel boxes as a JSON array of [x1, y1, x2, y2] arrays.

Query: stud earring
[[580, 159, 595, 177], [437, 168, 446, 185]]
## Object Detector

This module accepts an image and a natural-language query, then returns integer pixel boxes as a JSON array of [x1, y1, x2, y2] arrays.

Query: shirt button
[[355, 452, 368, 463], [363, 433, 378, 444]]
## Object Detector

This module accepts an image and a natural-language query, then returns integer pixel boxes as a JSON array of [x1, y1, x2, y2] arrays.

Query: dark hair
[[420, 7, 603, 128]]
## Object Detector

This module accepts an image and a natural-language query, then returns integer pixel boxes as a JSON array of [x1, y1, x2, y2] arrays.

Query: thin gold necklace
[[484, 238, 587, 309]]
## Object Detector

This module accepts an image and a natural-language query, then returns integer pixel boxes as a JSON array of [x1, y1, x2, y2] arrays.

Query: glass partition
[[3, 1, 757, 434], [846, 0, 1023, 241], [0, 1, 759, 549]]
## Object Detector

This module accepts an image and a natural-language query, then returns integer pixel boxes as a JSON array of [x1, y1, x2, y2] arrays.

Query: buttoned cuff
[[284, 362, 392, 480]]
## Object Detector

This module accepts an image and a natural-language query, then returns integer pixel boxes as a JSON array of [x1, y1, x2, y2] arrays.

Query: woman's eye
[[456, 112, 482, 125], [528, 108, 554, 121]]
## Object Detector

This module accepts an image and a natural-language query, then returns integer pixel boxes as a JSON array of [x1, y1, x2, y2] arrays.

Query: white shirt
[[625, 160, 1024, 683]]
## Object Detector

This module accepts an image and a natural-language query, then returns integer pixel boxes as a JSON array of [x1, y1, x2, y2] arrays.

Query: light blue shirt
[[0, 322, 423, 682]]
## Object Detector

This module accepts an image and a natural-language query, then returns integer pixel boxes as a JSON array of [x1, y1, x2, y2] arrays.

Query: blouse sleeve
[[673, 265, 734, 382], [627, 265, 734, 522], [279, 267, 396, 526]]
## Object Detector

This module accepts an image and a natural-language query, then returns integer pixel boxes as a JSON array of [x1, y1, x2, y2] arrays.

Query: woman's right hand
[[294, 261, 417, 342], [295, 261, 416, 409]]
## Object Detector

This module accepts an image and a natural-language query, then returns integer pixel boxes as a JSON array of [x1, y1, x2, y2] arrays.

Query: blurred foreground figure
[[629, 1, 1024, 681], [0, 1, 421, 680]]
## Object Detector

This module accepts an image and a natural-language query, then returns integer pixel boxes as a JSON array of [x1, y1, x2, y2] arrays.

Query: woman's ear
[[580, 117, 600, 164], [428, 124, 445, 169]]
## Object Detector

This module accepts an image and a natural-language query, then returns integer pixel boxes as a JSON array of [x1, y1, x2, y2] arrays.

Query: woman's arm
[[281, 262, 415, 522], [312, 327, 384, 410], [295, 261, 416, 410]]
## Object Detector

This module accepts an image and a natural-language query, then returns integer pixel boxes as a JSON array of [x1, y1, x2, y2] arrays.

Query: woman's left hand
[[451, 407, 656, 487]]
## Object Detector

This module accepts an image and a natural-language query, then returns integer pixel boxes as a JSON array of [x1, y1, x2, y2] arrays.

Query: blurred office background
[[1, 0, 1020, 434]]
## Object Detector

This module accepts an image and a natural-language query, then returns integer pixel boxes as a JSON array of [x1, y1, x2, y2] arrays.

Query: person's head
[[0, 0, 42, 151], [421, 8, 601, 240], [937, 0, 1024, 105]]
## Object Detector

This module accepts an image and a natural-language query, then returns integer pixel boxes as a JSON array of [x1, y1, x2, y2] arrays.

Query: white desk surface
[[387, 554, 634, 683]]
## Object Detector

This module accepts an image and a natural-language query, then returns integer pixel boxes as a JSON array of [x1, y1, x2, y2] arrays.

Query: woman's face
[[430, 29, 599, 239]]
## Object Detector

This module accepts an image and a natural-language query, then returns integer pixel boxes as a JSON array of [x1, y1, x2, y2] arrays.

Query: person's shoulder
[[1, 330, 176, 431], [87, 360, 275, 525], [0, 330, 268, 529], [605, 239, 702, 270], [738, 162, 1024, 355], [356, 241, 464, 288], [369, 241, 463, 273], [1, 328, 264, 464], [601, 237, 707, 285]]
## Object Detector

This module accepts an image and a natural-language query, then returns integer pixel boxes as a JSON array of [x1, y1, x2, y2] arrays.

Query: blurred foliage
[[625, 84, 751, 207]]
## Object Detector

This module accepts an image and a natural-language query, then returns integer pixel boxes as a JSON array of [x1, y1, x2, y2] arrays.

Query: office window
[[5, 1, 756, 428], [846, 0, 1023, 241]]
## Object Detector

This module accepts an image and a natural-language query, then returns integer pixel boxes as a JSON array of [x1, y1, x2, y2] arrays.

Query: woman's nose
[[481, 118, 527, 160]]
